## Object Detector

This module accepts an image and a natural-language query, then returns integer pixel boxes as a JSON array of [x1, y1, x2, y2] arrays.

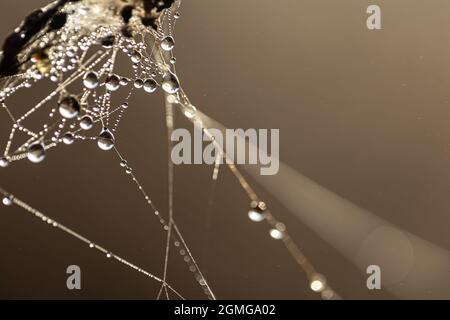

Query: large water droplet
[[134, 79, 144, 89], [130, 51, 142, 64], [83, 71, 99, 89], [144, 79, 157, 93], [2, 195, 12, 206], [248, 208, 265, 222], [120, 77, 129, 86], [62, 132, 74, 145], [27, 143, 46, 163], [161, 36, 175, 51], [59, 96, 80, 119], [79, 115, 93, 130], [97, 128, 115, 151], [105, 75, 120, 91], [101, 35, 115, 48], [0, 157, 9, 168], [162, 72, 180, 94]]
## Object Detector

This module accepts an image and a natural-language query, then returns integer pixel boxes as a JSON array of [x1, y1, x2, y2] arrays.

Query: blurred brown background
[[0, 0, 450, 299]]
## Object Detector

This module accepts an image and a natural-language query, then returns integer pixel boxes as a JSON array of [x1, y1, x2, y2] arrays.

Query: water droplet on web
[[27, 143, 46, 163], [105, 75, 120, 91], [2, 195, 13, 206], [248, 209, 265, 222], [83, 71, 99, 89], [130, 51, 142, 64], [97, 128, 115, 151], [161, 36, 175, 51], [134, 79, 144, 89], [144, 79, 157, 93], [59, 96, 80, 119], [79, 115, 93, 130], [162, 72, 180, 94], [0, 157, 9, 168], [62, 133, 75, 145]]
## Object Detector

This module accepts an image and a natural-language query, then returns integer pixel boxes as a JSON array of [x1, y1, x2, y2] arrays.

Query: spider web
[[0, 0, 338, 300]]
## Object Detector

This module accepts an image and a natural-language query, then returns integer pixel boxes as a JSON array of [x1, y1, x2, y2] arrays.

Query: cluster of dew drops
[[0, 10, 181, 168]]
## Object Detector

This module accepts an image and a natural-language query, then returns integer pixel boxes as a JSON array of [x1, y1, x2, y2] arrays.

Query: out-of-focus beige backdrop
[[0, 0, 450, 299]]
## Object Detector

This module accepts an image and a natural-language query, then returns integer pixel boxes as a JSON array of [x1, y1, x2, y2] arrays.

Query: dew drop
[[79, 115, 93, 130], [134, 79, 144, 89], [58, 96, 80, 119], [83, 71, 99, 89], [161, 36, 175, 51], [120, 77, 129, 86], [101, 35, 115, 48], [27, 143, 46, 163], [248, 208, 265, 222], [105, 75, 120, 91], [130, 51, 142, 64], [269, 228, 284, 240], [2, 195, 13, 206], [97, 128, 115, 151], [143, 79, 157, 93], [62, 132, 75, 145], [0, 157, 9, 168], [162, 72, 180, 94]]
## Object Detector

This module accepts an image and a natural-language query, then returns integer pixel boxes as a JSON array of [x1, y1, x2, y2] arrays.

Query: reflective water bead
[[27, 143, 46, 163], [62, 132, 75, 145], [58, 96, 80, 119], [79, 115, 93, 130], [134, 79, 144, 89], [0, 157, 9, 168], [161, 36, 175, 51], [162, 72, 180, 94], [83, 71, 99, 89], [130, 51, 142, 64], [269, 229, 284, 240], [143, 79, 157, 93], [105, 75, 120, 91], [97, 128, 115, 151], [2, 195, 13, 206], [120, 77, 129, 86]]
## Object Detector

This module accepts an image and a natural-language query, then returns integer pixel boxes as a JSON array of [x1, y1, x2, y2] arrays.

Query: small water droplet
[[0, 157, 9, 168], [2, 195, 13, 206], [143, 79, 157, 93], [62, 132, 75, 145], [27, 143, 46, 163], [134, 79, 144, 89], [161, 36, 175, 51], [97, 128, 115, 151], [79, 115, 93, 130], [162, 72, 180, 94], [83, 71, 99, 89], [130, 51, 142, 63], [269, 228, 284, 240], [58, 96, 80, 119]]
